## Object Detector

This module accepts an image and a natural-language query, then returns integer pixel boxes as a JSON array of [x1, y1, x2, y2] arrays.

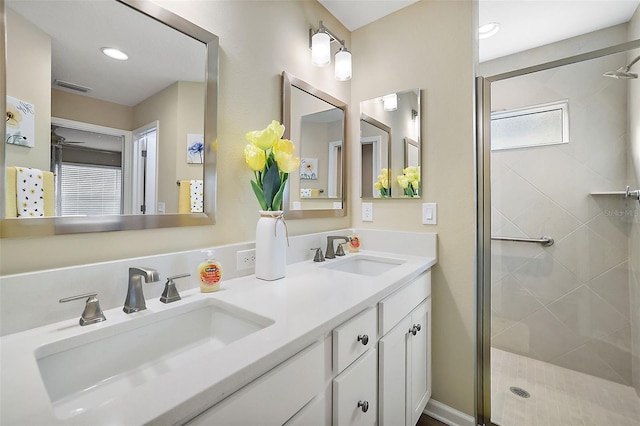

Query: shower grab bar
[[491, 235, 554, 247]]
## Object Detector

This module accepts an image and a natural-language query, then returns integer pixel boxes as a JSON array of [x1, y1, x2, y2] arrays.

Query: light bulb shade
[[383, 93, 397, 111], [334, 48, 352, 81], [311, 32, 331, 67]]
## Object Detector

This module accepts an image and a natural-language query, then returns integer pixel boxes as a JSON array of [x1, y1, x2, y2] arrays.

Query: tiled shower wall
[[490, 49, 634, 385]]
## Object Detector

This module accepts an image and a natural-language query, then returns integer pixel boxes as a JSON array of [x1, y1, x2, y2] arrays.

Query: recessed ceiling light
[[101, 47, 128, 61], [479, 22, 500, 40]]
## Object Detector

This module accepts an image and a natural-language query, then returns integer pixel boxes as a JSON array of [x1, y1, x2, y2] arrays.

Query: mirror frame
[[0, 0, 218, 238], [281, 71, 347, 219]]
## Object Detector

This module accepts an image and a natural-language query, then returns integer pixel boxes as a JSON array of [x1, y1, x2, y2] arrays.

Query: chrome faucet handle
[[311, 248, 325, 262], [160, 273, 190, 304], [60, 293, 106, 326], [336, 243, 347, 256], [325, 236, 351, 259]]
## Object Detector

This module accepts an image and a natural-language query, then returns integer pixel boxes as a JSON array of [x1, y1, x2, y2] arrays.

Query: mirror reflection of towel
[[16, 167, 45, 217], [178, 180, 203, 213], [5, 167, 54, 217], [190, 180, 203, 212]]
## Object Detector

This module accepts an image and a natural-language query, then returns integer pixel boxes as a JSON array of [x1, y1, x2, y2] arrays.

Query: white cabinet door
[[408, 298, 431, 426], [333, 348, 377, 426], [378, 297, 432, 426], [378, 315, 412, 426]]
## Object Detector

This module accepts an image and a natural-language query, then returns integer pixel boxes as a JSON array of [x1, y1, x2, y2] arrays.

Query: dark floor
[[417, 413, 448, 426]]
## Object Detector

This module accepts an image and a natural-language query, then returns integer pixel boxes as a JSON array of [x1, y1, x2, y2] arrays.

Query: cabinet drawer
[[187, 341, 324, 426], [333, 307, 377, 373], [333, 348, 377, 426], [379, 270, 431, 336]]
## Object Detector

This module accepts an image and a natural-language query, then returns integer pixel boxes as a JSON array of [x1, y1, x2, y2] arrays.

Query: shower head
[[603, 55, 640, 79]]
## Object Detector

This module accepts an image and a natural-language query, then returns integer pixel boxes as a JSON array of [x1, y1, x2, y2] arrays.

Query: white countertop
[[0, 250, 436, 425]]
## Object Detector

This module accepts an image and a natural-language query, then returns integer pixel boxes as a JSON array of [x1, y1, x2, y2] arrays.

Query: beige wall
[[351, 0, 476, 415], [1, 0, 477, 417], [5, 7, 51, 172], [175, 81, 205, 184], [52, 89, 133, 130]]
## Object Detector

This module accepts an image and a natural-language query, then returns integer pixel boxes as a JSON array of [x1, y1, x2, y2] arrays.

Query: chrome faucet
[[325, 236, 351, 259], [123, 267, 160, 313]]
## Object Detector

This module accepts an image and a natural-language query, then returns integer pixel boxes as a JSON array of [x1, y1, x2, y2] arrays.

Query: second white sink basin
[[321, 254, 406, 276], [35, 298, 274, 419]]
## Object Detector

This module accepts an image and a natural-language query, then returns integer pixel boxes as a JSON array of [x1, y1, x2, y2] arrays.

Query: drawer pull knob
[[409, 324, 422, 336], [357, 334, 369, 345], [357, 400, 369, 413]]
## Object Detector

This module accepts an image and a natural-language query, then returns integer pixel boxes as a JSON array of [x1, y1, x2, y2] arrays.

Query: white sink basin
[[320, 254, 406, 276], [35, 298, 274, 419]]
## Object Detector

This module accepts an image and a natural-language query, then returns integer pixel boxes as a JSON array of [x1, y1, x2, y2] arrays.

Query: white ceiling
[[319, 0, 640, 62]]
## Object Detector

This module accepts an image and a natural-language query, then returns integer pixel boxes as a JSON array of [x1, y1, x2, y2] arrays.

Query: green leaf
[[262, 163, 280, 210], [271, 182, 286, 211], [250, 180, 268, 210]]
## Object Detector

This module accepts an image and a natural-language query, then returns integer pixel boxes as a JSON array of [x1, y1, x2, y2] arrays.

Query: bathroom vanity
[[0, 247, 435, 425]]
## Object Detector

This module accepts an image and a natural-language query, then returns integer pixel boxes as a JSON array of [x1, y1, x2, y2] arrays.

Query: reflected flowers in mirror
[[374, 168, 391, 198], [244, 120, 300, 211], [396, 166, 420, 197]]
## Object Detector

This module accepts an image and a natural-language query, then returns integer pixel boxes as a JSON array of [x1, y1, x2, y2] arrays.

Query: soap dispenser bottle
[[198, 249, 222, 292]]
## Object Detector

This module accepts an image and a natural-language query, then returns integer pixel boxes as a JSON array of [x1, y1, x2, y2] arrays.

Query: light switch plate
[[362, 202, 373, 222], [422, 203, 437, 225]]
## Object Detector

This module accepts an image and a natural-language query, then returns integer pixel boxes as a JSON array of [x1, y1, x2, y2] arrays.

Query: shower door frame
[[475, 38, 640, 426]]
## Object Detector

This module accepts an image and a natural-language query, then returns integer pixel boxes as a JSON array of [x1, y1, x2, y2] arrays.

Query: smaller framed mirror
[[360, 88, 421, 199], [282, 72, 347, 218]]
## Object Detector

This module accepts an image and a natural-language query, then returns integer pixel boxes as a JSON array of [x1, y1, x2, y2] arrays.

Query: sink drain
[[509, 386, 530, 398]]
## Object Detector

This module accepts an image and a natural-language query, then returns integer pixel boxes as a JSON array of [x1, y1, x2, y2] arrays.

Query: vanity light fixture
[[101, 47, 129, 61], [335, 46, 352, 81], [383, 93, 397, 111], [478, 22, 500, 40], [310, 21, 352, 81]]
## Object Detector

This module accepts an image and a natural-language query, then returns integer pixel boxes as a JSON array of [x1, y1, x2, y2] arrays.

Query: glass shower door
[[481, 48, 640, 426]]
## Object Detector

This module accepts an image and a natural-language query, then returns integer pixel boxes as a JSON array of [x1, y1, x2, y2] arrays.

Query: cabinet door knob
[[357, 400, 369, 413], [357, 334, 369, 345], [409, 324, 421, 336]]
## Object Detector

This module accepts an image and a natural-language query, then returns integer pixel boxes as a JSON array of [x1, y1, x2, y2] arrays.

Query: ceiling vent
[[54, 79, 92, 93]]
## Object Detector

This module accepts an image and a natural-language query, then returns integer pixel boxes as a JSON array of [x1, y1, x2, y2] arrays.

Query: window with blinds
[[58, 163, 122, 216]]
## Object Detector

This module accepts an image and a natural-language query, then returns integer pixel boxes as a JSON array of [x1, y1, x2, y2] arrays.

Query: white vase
[[255, 210, 287, 281]]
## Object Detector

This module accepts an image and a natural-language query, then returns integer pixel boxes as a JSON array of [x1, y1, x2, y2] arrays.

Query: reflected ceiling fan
[[50, 126, 85, 146]]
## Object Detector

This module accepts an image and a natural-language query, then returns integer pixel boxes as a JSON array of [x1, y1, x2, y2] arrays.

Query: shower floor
[[491, 348, 640, 426]]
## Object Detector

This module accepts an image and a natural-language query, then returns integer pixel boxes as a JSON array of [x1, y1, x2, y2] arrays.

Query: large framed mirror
[[360, 88, 421, 198], [282, 72, 347, 219], [1, 0, 218, 238]]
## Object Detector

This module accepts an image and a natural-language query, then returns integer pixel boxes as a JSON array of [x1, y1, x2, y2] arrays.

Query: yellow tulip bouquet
[[374, 168, 391, 198], [396, 166, 421, 197], [244, 120, 301, 211]]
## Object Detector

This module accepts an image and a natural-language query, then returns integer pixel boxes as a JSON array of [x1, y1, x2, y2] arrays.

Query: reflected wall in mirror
[[360, 89, 421, 198], [282, 72, 347, 219], [1, 0, 218, 237]]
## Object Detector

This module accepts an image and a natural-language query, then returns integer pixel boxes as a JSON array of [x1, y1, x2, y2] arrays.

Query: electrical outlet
[[236, 249, 256, 271], [362, 202, 373, 222]]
